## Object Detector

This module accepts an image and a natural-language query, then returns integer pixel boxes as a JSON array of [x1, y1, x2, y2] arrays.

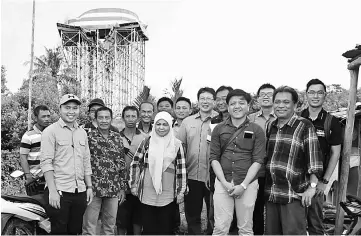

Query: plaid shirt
[[129, 137, 187, 201], [265, 114, 323, 204]]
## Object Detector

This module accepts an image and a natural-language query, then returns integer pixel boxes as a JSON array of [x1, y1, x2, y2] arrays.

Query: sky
[[1, 0, 361, 102]]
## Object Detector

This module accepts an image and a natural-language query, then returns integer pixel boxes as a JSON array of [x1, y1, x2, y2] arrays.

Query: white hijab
[[148, 111, 181, 195]]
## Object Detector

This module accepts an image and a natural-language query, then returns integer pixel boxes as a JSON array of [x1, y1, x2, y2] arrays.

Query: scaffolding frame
[[57, 22, 147, 116]]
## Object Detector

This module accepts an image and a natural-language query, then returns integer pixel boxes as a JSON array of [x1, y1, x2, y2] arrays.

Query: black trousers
[[253, 177, 265, 235], [265, 200, 307, 235], [184, 179, 211, 235], [141, 201, 176, 235], [44, 188, 87, 235]]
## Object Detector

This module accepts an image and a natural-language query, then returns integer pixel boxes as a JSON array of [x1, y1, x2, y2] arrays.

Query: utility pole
[[28, 0, 35, 131]]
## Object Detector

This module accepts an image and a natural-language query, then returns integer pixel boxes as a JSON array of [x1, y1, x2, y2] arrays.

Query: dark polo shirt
[[209, 118, 266, 185], [300, 108, 343, 175]]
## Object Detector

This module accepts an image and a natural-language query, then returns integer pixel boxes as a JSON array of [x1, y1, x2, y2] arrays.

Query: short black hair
[[175, 97, 191, 108], [33, 105, 50, 117], [256, 83, 276, 96], [140, 101, 155, 112], [197, 87, 216, 100], [95, 106, 113, 119], [122, 106, 139, 118], [216, 86, 233, 95], [273, 86, 299, 104], [306, 79, 327, 92], [157, 97, 174, 108], [226, 89, 252, 104]]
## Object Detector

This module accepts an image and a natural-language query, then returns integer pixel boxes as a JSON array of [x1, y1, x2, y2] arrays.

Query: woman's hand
[[177, 194, 184, 204], [131, 187, 137, 196]]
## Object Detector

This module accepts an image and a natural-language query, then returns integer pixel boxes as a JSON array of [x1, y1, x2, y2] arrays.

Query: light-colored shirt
[[177, 111, 218, 183], [173, 119, 182, 138], [248, 110, 276, 132], [40, 118, 92, 193], [20, 125, 42, 172], [248, 110, 276, 177], [142, 164, 176, 206]]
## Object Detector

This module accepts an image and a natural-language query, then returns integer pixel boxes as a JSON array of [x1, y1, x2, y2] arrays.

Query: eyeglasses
[[199, 97, 214, 102], [89, 109, 97, 113], [259, 92, 274, 98], [307, 91, 325, 97], [215, 97, 227, 102]]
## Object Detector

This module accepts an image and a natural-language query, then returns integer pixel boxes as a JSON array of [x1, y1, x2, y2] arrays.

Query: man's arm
[[40, 129, 56, 191], [302, 125, 323, 207], [83, 135, 93, 205], [19, 154, 32, 182], [324, 145, 341, 181], [210, 125, 233, 191], [19, 134, 32, 182]]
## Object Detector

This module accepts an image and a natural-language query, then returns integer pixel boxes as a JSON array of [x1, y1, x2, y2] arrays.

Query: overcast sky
[[1, 0, 361, 102]]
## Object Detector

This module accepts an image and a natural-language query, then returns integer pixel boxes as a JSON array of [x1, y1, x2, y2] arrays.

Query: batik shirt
[[88, 128, 126, 197]]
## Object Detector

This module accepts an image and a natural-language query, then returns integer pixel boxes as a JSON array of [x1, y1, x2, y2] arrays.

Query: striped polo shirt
[[20, 125, 42, 171]]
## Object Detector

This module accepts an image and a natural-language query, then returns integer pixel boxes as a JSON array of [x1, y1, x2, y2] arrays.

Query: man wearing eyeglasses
[[248, 83, 277, 235], [300, 79, 342, 235], [177, 87, 218, 235]]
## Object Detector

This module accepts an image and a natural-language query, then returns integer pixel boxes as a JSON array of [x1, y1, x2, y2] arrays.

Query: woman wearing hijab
[[129, 111, 187, 235]]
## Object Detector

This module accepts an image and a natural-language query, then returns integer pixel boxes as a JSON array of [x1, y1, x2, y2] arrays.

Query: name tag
[[316, 129, 325, 137]]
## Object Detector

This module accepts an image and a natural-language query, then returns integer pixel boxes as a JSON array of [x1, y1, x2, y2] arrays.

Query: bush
[[1, 150, 26, 195]]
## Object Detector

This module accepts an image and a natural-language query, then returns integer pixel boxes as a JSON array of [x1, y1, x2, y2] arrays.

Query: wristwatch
[[310, 182, 317, 188], [321, 178, 329, 184], [240, 182, 247, 190]]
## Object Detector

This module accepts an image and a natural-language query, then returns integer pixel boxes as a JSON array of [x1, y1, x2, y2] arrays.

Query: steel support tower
[[57, 8, 148, 116]]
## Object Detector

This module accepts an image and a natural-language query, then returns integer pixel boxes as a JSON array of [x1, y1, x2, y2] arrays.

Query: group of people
[[19, 78, 360, 235]]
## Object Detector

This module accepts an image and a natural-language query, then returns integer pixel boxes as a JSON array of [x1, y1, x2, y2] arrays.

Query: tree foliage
[[1, 65, 9, 94], [164, 77, 184, 104]]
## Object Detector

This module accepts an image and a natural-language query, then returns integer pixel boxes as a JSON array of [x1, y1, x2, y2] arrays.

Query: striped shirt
[[20, 125, 42, 171], [129, 137, 187, 202], [265, 114, 323, 204]]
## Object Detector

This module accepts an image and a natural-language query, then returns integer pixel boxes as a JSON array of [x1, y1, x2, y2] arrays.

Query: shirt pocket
[[78, 140, 86, 153], [56, 140, 70, 150], [238, 137, 254, 151]]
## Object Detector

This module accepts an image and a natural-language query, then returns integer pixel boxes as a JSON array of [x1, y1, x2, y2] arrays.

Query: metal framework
[[57, 21, 148, 116]]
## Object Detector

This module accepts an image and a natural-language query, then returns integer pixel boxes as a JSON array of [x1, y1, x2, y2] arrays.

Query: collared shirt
[[177, 111, 218, 182], [211, 112, 227, 124], [265, 114, 323, 204], [129, 137, 187, 202], [20, 125, 42, 172], [119, 128, 148, 188], [83, 122, 119, 133], [173, 119, 182, 138], [248, 110, 277, 131], [88, 128, 126, 197], [210, 118, 266, 185], [137, 121, 153, 134], [300, 108, 343, 174], [40, 118, 92, 193], [248, 110, 277, 177]]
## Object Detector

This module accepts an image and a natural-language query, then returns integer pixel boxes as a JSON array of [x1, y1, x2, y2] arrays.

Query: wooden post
[[27, 0, 36, 131], [357, 119, 361, 197], [334, 66, 359, 235]]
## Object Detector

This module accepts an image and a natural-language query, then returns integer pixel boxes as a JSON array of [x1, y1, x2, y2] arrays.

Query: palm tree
[[164, 77, 184, 104]]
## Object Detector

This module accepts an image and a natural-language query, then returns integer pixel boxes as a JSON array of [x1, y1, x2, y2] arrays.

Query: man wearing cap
[[84, 98, 119, 133], [40, 94, 93, 235]]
